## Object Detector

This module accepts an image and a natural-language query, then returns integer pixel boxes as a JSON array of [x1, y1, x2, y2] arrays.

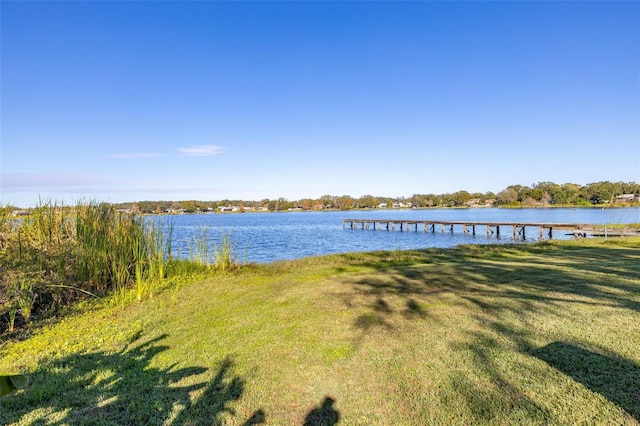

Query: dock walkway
[[342, 219, 637, 239]]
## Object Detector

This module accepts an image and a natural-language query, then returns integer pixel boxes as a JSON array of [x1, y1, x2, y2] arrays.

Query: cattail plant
[[213, 233, 238, 272], [1, 200, 241, 333], [1, 200, 158, 328]]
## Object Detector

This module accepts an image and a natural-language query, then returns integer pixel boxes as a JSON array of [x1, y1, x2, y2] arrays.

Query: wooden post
[[496, 226, 500, 237], [463, 224, 467, 234], [472, 225, 476, 236]]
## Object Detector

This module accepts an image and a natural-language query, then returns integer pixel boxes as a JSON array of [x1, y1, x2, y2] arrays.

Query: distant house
[[391, 202, 412, 209], [378, 203, 388, 209], [465, 198, 481, 207], [616, 194, 638, 203]]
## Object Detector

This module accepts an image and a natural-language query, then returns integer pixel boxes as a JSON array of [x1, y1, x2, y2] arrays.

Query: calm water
[[157, 208, 639, 264]]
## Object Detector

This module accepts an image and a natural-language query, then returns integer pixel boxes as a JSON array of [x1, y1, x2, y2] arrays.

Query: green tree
[[180, 200, 198, 213], [335, 195, 354, 210], [357, 195, 377, 208], [449, 190, 471, 206], [496, 187, 519, 205]]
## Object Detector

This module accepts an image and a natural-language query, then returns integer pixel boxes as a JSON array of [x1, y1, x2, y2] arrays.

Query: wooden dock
[[342, 219, 638, 239]]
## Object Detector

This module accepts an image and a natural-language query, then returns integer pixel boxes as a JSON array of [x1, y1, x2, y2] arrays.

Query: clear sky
[[2, 1, 639, 207]]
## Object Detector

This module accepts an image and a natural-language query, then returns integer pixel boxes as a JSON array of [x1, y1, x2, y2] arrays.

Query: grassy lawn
[[1, 238, 639, 425]]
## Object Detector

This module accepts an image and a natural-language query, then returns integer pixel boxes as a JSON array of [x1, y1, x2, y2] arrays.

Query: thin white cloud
[[1, 172, 118, 192], [1, 173, 203, 195], [106, 153, 162, 159], [0, 172, 239, 206], [177, 145, 223, 157]]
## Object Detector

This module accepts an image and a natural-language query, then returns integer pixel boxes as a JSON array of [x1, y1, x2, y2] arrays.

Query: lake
[[158, 207, 639, 264]]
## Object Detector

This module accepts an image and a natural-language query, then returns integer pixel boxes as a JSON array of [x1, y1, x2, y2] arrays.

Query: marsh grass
[[1, 238, 638, 424], [0, 201, 226, 331], [213, 233, 238, 271], [189, 227, 239, 272]]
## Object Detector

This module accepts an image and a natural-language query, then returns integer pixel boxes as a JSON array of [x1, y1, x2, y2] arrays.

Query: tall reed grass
[[0, 201, 190, 333], [188, 227, 239, 271], [1, 200, 241, 334]]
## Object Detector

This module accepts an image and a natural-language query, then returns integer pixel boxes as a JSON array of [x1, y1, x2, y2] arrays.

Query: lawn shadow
[[303, 396, 340, 426], [343, 242, 640, 328], [0, 334, 264, 425], [338, 241, 639, 422], [532, 341, 640, 422]]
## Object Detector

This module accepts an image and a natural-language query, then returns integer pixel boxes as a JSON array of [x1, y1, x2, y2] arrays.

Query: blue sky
[[2, 1, 639, 207]]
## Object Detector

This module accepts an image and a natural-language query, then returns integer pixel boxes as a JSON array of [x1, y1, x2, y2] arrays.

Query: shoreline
[[150, 204, 640, 216]]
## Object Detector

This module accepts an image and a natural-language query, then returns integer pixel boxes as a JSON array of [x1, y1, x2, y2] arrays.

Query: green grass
[[1, 238, 639, 425]]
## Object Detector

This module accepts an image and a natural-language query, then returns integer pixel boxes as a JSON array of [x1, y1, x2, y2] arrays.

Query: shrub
[[0, 201, 168, 332]]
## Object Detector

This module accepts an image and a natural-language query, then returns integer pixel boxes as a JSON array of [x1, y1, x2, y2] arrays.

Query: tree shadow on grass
[[342, 242, 640, 326], [342, 242, 640, 338], [338, 242, 640, 422], [0, 334, 264, 425], [532, 341, 640, 422]]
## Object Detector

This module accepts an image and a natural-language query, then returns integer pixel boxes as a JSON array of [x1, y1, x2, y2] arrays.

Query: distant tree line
[[108, 181, 639, 213], [495, 181, 640, 207]]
